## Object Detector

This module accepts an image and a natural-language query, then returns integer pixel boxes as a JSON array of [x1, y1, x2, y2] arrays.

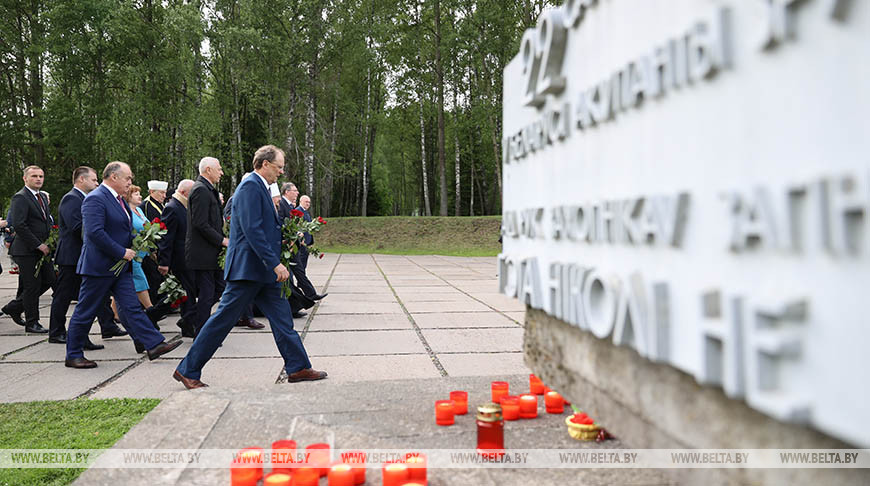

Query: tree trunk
[[453, 85, 461, 216], [305, 71, 316, 199], [285, 83, 297, 176], [434, 0, 448, 216], [419, 100, 431, 216], [324, 69, 340, 218], [361, 65, 371, 217]]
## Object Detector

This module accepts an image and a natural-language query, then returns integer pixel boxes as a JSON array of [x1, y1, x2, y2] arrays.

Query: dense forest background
[[0, 0, 558, 217]]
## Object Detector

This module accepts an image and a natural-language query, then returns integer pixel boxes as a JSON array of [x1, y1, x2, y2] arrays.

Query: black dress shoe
[[101, 328, 128, 339], [292, 311, 307, 319], [84, 341, 105, 351], [48, 336, 67, 344], [65, 357, 97, 369], [311, 293, 328, 301], [133, 341, 145, 354], [24, 322, 48, 333], [2, 305, 25, 326], [237, 318, 265, 330], [147, 340, 182, 361]]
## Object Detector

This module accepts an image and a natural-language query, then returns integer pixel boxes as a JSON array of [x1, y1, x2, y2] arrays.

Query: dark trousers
[[12, 254, 55, 325], [299, 245, 310, 271], [177, 279, 311, 380], [141, 256, 163, 303], [170, 268, 198, 327], [193, 269, 225, 334], [49, 265, 118, 339], [67, 272, 165, 360], [290, 253, 317, 298]]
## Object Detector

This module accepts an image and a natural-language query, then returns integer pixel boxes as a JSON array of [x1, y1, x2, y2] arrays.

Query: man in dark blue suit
[[156, 179, 197, 337], [65, 162, 181, 368], [48, 166, 127, 347], [298, 195, 315, 271], [276, 183, 325, 304], [173, 145, 326, 389]]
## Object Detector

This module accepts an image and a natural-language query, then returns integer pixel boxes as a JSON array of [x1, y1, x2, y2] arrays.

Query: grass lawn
[[317, 216, 502, 256], [0, 398, 160, 486]]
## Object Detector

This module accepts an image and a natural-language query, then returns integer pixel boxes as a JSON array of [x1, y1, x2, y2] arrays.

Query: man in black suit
[[298, 195, 315, 271], [157, 179, 197, 337], [277, 183, 326, 305], [186, 157, 237, 335], [2, 166, 53, 333], [48, 167, 128, 347]]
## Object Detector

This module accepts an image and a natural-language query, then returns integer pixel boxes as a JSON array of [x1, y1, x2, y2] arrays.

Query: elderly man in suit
[[48, 166, 127, 347], [275, 183, 325, 306], [2, 166, 54, 333], [139, 180, 167, 301], [186, 157, 237, 335], [65, 162, 181, 368], [157, 179, 197, 337], [173, 145, 326, 389]]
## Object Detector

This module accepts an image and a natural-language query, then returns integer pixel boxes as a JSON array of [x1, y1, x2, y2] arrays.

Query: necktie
[[117, 195, 131, 222], [35, 192, 46, 219]]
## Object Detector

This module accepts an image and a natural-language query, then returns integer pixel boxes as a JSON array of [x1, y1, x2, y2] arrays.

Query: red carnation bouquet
[[34, 224, 59, 276], [110, 218, 167, 276]]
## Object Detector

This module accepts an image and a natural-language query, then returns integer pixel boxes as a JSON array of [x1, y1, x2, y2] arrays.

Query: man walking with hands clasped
[[173, 145, 326, 389]]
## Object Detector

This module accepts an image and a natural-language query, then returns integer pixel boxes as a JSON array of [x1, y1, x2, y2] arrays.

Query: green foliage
[[0, 0, 559, 217], [0, 398, 160, 486]]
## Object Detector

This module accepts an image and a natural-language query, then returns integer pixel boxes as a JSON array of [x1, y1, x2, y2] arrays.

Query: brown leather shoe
[[287, 368, 328, 383], [147, 340, 183, 361], [65, 357, 97, 369], [173, 370, 208, 389]]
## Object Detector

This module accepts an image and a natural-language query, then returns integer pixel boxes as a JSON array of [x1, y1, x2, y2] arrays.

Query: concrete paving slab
[[474, 293, 528, 312], [394, 292, 474, 302], [322, 285, 392, 294], [306, 354, 441, 381], [160, 333, 283, 359], [389, 279, 450, 287], [0, 335, 45, 356], [317, 293, 397, 303], [403, 300, 493, 314], [422, 328, 525, 353], [3, 334, 176, 362], [303, 330, 427, 356], [315, 301, 405, 315], [505, 311, 526, 324], [393, 286, 465, 294], [0, 360, 136, 402], [411, 312, 520, 329], [438, 352, 531, 377], [307, 314, 411, 331]]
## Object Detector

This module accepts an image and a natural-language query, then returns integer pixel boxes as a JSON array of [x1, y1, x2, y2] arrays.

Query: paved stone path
[[0, 254, 528, 402]]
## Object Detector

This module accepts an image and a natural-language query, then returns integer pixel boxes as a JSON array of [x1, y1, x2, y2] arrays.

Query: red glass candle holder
[[519, 393, 538, 419], [545, 391, 565, 414], [491, 381, 509, 403], [435, 399, 455, 426], [449, 390, 468, 415], [529, 374, 545, 395], [271, 439, 297, 473], [328, 463, 355, 486], [476, 403, 505, 459], [500, 395, 520, 421], [234, 447, 264, 481], [405, 453, 427, 482], [543, 386, 552, 394], [382, 461, 409, 486], [230, 466, 258, 486], [306, 443, 331, 477], [292, 466, 320, 486], [264, 471, 293, 486], [343, 450, 366, 485]]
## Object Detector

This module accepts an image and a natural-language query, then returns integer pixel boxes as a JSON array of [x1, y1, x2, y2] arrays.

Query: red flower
[[180, 295, 188, 303], [52, 225, 59, 230], [152, 218, 160, 224], [317, 216, 326, 225], [170, 299, 181, 309], [159, 222, 167, 230], [319, 253, 324, 259], [290, 209, 304, 218]]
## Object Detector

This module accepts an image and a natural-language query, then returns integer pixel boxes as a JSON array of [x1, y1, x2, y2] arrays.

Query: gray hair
[[198, 157, 220, 174], [281, 182, 297, 195], [177, 179, 195, 193], [102, 161, 127, 180]]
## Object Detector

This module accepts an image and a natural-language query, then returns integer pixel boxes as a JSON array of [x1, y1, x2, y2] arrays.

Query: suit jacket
[[277, 197, 293, 222], [157, 197, 188, 270], [301, 208, 314, 245], [55, 188, 87, 266], [139, 196, 164, 222], [77, 184, 133, 277], [9, 187, 52, 257], [186, 175, 224, 270], [224, 174, 282, 284]]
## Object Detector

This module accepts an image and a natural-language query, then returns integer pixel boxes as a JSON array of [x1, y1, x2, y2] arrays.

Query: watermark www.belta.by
[[1, 449, 869, 469]]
